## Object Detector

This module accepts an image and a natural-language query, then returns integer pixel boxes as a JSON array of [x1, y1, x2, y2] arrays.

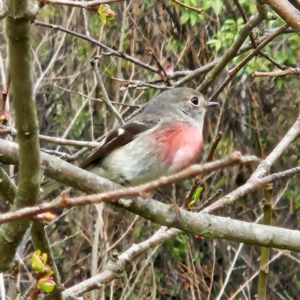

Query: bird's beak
[[204, 102, 219, 108]]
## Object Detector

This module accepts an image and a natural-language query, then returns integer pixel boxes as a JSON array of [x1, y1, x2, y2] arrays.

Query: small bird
[[41, 87, 218, 195]]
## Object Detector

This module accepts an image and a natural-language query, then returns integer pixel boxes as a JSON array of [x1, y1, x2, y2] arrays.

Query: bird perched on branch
[[41, 87, 218, 196]]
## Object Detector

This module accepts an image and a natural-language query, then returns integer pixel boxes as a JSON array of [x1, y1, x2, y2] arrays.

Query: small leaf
[[180, 12, 190, 25], [31, 250, 47, 273], [37, 277, 56, 293], [193, 187, 203, 201], [97, 4, 116, 24]]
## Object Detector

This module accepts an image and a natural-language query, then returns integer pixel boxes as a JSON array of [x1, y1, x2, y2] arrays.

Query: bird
[[41, 87, 218, 196]]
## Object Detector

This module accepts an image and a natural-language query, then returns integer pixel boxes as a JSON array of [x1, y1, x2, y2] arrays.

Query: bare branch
[[91, 57, 125, 124], [203, 116, 300, 213], [253, 67, 300, 78], [208, 23, 289, 102], [263, 0, 300, 32], [171, 0, 203, 14], [33, 20, 158, 74], [197, 13, 264, 93], [39, 0, 124, 10]]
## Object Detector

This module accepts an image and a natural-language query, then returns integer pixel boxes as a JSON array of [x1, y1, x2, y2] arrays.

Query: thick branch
[[264, 0, 300, 32], [0, 4, 41, 271], [1, 141, 300, 262]]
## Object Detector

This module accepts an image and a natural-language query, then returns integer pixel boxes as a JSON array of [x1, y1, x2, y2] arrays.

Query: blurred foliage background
[[1, 0, 300, 299]]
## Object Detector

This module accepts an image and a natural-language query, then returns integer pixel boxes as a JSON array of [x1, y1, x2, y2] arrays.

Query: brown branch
[[263, 0, 300, 32], [233, 0, 286, 70], [171, 0, 203, 14], [39, 0, 124, 10], [197, 13, 264, 93], [54, 85, 140, 108], [257, 184, 273, 299], [208, 23, 289, 102], [91, 57, 125, 124], [174, 28, 293, 88], [128, 14, 172, 85], [252, 67, 300, 78], [33, 20, 158, 74], [40, 135, 99, 147], [0, 152, 258, 224]]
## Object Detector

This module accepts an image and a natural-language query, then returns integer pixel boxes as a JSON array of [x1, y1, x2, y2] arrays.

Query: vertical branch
[[257, 183, 273, 300], [0, 1, 41, 271], [31, 222, 62, 289]]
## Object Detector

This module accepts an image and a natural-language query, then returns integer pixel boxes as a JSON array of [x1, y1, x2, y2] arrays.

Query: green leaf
[[98, 9, 107, 24], [30, 250, 47, 273], [190, 12, 198, 26], [194, 187, 203, 200], [37, 277, 56, 293], [180, 12, 190, 25]]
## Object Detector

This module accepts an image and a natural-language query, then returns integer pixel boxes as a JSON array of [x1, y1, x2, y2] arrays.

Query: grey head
[[142, 87, 218, 128]]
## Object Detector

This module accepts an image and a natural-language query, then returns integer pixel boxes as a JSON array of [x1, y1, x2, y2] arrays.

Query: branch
[[0, 148, 258, 223], [0, 4, 41, 272], [2, 162, 300, 227], [62, 227, 180, 298], [39, 0, 124, 10], [33, 20, 158, 74], [252, 67, 300, 78], [171, 0, 203, 14], [233, 0, 285, 70], [263, 0, 300, 32], [208, 23, 289, 102], [90, 57, 125, 124], [1, 140, 300, 260], [197, 13, 264, 93], [203, 116, 300, 213]]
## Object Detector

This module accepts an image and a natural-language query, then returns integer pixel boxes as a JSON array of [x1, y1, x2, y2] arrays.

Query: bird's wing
[[80, 114, 162, 169]]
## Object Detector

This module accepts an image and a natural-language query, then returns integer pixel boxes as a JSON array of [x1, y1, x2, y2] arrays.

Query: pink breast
[[153, 124, 203, 171]]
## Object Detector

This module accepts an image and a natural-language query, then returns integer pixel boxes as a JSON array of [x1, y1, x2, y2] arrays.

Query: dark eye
[[190, 97, 199, 105]]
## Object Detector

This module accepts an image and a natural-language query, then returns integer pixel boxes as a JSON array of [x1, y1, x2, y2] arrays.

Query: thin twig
[[129, 14, 171, 85], [257, 184, 273, 299], [90, 57, 125, 124], [40, 149, 76, 161], [203, 116, 300, 213], [54, 85, 139, 107], [39, 0, 124, 10], [208, 23, 289, 102], [40, 135, 99, 147], [171, 0, 203, 14], [194, 189, 223, 212], [233, 0, 286, 70], [33, 20, 158, 74], [252, 67, 300, 78]]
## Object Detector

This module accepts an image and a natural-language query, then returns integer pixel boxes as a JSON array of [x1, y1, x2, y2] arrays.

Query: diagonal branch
[[204, 116, 300, 213]]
